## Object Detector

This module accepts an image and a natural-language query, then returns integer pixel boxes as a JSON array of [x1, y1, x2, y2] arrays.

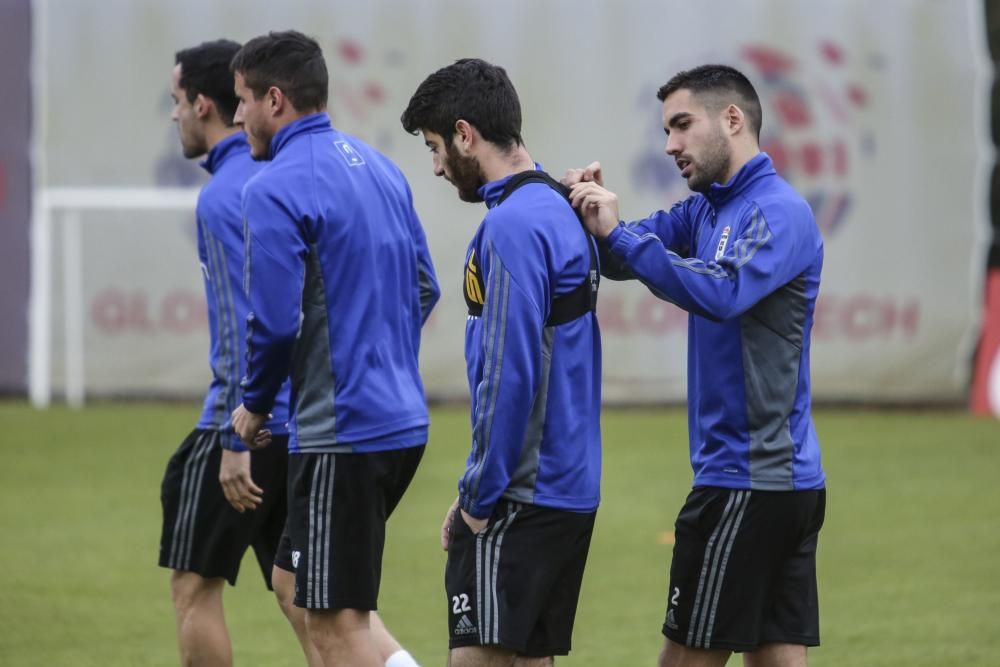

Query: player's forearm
[[606, 223, 739, 320], [598, 239, 635, 281], [241, 314, 296, 414], [458, 438, 524, 519], [240, 234, 304, 413], [241, 374, 286, 415], [460, 358, 538, 517], [459, 477, 506, 520]]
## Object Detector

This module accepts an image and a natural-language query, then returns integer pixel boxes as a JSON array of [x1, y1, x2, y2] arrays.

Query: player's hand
[[569, 181, 621, 240], [219, 448, 263, 513], [252, 428, 273, 449], [441, 497, 459, 551], [561, 161, 604, 188], [459, 509, 488, 536], [231, 404, 270, 449]]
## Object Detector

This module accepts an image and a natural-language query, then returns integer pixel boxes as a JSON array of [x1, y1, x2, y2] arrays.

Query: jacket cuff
[[605, 222, 636, 261], [221, 433, 249, 452], [241, 392, 274, 417], [459, 495, 493, 521]]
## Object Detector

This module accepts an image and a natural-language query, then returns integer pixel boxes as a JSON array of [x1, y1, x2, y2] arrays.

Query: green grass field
[[0, 402, 997, 666]]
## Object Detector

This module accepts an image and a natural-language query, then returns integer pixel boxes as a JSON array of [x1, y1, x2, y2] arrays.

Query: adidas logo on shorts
[[666, 608, 679, 630], [454, 613, 478, 636]]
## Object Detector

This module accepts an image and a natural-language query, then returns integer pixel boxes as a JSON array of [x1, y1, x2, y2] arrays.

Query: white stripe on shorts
[[474, 502, 520, 645], [168, 431, 215, 570], [687, 490, 751, 648], [307, 456, 336, 608]]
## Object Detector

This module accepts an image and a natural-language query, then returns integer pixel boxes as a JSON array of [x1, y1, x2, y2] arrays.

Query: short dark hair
[[401, 58, 523, 149], [175, 39, 242, 126], [657, 64, 763, 140], [229, 30, 328, 112]]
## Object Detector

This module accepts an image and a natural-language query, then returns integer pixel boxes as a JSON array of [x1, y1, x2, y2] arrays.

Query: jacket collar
[[199, 131, 249, 175], [268, 112, 332, 160], [478, 162, 544, 208], [703, 152, 775, 207]]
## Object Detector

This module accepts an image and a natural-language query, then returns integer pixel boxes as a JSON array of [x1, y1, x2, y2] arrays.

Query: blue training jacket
[[240, 113, 440, 454], [604, 153, 825, 491], [459, 168, 602, 519], [195, 132, 289, 451]]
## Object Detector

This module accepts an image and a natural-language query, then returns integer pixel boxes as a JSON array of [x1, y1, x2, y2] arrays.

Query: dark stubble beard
[[182, 140, 206, 160], [687, 126, 732, 193], [246, 124, 274, 161], [179, 121, 207, 160], [444, 148, 485, 203]]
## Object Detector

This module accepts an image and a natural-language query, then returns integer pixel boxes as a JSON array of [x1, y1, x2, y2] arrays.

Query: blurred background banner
[[27, 0, 993, 403]]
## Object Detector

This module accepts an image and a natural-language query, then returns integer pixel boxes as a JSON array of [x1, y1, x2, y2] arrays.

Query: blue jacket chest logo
[[464, 249, 485, 308]]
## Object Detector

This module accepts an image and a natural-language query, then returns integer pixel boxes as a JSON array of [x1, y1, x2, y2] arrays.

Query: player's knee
[[744, 642, 807, 667], [447, 647, 484, 667], [448, 645, 516, 667], [274, 588, 297, 621], [304, 608, 370, 645], [658, 638, 686, 667], [658, 643, 669, 667], [169, 570, 221, 613], [271, 567, 297, 617]]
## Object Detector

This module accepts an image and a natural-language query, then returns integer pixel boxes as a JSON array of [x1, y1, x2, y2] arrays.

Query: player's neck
[[271, 107, 324, 136], [204, 124, 241, 153], [720, 142, 760, 184], [479, 144, 536, 183]]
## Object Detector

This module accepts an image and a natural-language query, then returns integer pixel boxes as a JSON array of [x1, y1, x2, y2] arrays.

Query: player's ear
[[725, 104, 745, 135], [453, 119, 475, 155], [193, 94, 213, 120], [267, 86, 284, 116]]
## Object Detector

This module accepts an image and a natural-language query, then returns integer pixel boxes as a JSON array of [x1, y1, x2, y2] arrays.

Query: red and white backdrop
[[34, 0, 993, 403]]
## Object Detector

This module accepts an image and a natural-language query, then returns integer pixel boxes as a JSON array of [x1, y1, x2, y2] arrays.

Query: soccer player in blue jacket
[[402, 59, 602, 666], [568, 65, 826, 667], [229, 31, 438, 667], [158, 39, 295, 667]]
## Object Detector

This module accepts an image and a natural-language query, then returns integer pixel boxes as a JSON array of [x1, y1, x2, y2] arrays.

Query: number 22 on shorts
[[452, 593, 472, 614]]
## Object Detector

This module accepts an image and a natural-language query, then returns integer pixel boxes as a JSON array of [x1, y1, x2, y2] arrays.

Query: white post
[[28, 0, 51, 408], [28, 194, 52, 408], [63, 209, 85, 408]]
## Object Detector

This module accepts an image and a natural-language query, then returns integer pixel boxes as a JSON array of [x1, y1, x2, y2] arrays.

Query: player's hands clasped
[[219, 448, 263, 513], [231, 404, 272, 450]]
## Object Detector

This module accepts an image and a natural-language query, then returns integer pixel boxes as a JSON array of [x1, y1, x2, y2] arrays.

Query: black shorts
[[159, 428, 289, 587], [274, 524, 295, 573], [285, 446, 424, 610], [663, 487, 826, 652], [445, 500, 597, 657]]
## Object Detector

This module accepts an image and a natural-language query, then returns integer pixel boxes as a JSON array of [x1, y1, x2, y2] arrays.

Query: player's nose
[[665, 135, 681, 156]]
